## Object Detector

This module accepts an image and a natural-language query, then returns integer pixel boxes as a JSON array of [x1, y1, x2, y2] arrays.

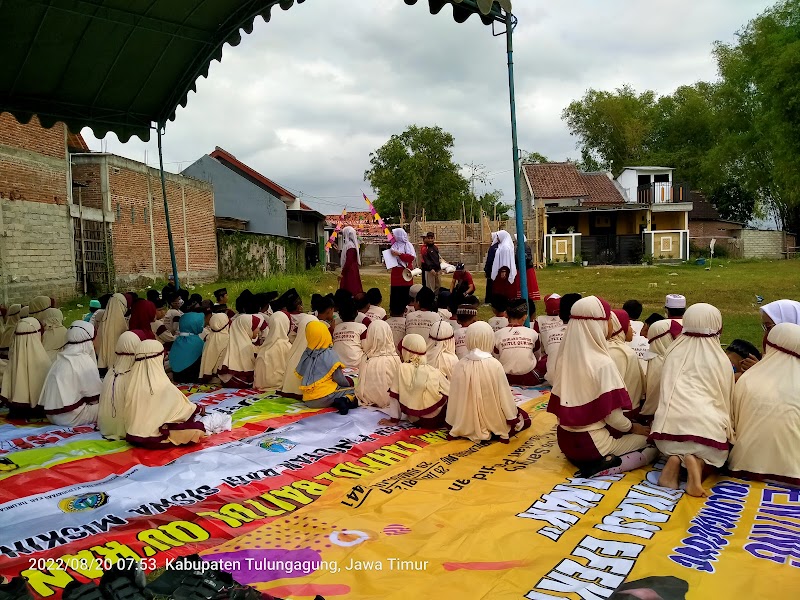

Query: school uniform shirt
[[386, 317, 407, 349], [151, 320, 176, 347], [494, 326, 540, 375], [488, 316, 509, 333], [365, 306, 387, 322], [332, 321, 367, 368], [438, 308, 452, 321], [405, 310, 442, 340], [355, 312, 373, 327], [454, 327, 468, 359], [627, 320, 650, 374], [164, 309, 183, 335]]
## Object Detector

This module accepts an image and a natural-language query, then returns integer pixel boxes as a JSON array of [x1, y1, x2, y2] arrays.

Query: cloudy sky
[[82, 0, 775, 217]]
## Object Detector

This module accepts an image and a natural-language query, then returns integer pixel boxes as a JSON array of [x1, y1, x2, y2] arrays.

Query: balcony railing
[[636, 182, 690, 204]]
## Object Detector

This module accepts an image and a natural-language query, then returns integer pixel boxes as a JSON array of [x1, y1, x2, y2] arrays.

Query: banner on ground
[[201, 408, 800, 599]]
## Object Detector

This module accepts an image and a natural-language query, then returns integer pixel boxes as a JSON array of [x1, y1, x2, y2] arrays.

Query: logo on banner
[[58, 492, 109, 513], [259, 437, 297, 453]]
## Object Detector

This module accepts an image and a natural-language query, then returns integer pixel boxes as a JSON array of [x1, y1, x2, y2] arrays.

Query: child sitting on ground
[[356, 320, 400, 411], [354, 293, 373, 327], [454, 297, 480, 358], [494, 299, 545, 386], [607, 309, 645, 417], [726, 338, 762, 381], [487, 296, 509, 332], [332, 297, 367, 368], [405, 287, 442, 339], [386, 298, 407, 351], [296, 321, 358, 415], [365, 288, 387, 321]]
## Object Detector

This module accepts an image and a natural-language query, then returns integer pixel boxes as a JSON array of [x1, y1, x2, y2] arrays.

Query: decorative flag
[[325, 209, 347, 251], [363, 193, 393, 243]]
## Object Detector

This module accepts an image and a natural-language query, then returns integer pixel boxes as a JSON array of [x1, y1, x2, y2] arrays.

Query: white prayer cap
[[665, 294, 686, 309], [409, 284, 423, 299]]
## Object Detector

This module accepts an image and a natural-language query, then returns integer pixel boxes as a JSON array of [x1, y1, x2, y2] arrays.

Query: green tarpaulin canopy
[[0, 0, 510, 142]]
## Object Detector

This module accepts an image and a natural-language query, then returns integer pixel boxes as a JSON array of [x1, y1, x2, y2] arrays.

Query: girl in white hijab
[[29, 295, 52, 322], [548, 297, 652, 475], [96, 293, 129, 371], [200, 313, 230, 384], [446, 322, 529, 442], [40, 321, 102, 426], [98, 331, 140, 439], [386, 333, 449, 427], [339, 226, 363, 297], [490, 230, 520, 302], [1, 317, 52, 419], [254, 312, 292, 390], [651, 303, 733, 497], [356, 320, 400, 410], [220, 314, 267, 388], [0, 304, 21, 359], [729, 323, 800, 485], [639, 319, 682, 423], [760, 299, 800, 328], [41, 308, 69, 361], [388, 228, 417, 311], [280, 314, 318, 399], [125, 339, 205, 448], [426, 320, 458, 379], [607, 310, 644, 416]]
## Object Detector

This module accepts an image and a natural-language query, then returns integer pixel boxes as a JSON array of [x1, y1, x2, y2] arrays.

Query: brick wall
[[71, 162, 103, 210], [0, 113, 75, 304], [94, 156, 218, 286], [217, 231, 304, 280]]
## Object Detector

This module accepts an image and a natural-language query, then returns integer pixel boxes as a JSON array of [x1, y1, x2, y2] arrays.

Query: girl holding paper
[[387, 228, 416, 311]]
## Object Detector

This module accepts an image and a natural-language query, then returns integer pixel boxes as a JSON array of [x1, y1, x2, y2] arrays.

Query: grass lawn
[[58, 259, 798, 349]]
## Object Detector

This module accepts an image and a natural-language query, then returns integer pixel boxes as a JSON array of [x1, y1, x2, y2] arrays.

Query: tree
[[466, 190, 511, 221], [562, 85, 658, 174], [520, 151, 549, 164], [709, 182, 758, 223], [711, 0, 800, 232], [364, 125, 470, 222]]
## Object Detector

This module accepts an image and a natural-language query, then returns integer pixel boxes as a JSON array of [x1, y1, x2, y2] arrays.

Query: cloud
[[81, 0, 775, 216]]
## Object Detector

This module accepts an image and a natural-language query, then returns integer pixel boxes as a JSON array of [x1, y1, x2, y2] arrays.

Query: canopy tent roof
[[0, 0, 510, 143]]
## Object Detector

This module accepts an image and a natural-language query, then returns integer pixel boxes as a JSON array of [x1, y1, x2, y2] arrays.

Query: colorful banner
[[325, 209, 348, 251], [362, 193, 393, 243], [0, 405, 445, 598], [200, 403, 800, 599]]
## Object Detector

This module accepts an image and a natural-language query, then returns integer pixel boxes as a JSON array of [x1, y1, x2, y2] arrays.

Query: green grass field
[[58, 259, 799, 349]]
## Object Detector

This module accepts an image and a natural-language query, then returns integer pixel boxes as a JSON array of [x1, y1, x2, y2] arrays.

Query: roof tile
[[524, 163, 588, 199], [581, 172, 625, 205]]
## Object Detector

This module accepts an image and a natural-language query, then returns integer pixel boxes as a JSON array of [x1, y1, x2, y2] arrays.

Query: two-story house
[[522, 163, 693, 265]]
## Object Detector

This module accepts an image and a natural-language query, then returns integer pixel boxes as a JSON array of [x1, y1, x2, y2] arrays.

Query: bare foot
[[684, 454, 708, 497], [378, 418, 399, 426], [658, 455, 681, 489]]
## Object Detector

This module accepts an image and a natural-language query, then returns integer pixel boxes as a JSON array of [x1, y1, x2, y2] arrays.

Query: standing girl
[[388, 228, 416, 310], [338, 226, 363, 296]]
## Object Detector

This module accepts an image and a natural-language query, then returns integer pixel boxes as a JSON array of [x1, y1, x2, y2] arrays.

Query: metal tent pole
[[505, 12, 530, 320], [157, 126, 180, 290]]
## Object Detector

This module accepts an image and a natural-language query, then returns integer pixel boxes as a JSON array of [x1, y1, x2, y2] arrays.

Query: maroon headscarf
[[128, 300, 157, 339], [130, 329, 155, 341]]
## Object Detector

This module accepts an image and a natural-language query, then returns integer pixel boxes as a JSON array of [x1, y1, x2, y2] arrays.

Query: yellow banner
[[202, 401, 800, 599]]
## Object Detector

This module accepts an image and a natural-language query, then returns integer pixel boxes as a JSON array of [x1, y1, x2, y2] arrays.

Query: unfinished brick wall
[[103, 157, 217, 286], [0, 113, 75, 304]]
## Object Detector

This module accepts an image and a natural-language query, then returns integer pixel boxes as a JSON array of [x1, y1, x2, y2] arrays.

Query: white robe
[[98, 331, 140, 439], [356, 321, 400, 409]]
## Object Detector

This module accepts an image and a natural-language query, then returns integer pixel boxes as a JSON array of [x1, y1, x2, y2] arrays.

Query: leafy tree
[[365, 125, 470, 222], [520, 151, 549, 164], [562, 85, 658, 174], [711, 0, 800, 232], [709, 181, 758, 223], [467, 190, 511, 221]]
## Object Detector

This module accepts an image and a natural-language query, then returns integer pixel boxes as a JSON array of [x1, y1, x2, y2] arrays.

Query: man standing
[[421, 231, 442, 297]]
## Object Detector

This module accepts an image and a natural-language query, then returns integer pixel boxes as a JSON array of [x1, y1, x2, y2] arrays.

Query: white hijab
[[356, 320, 400, 409], [200, 313, 230, 379], [393, 333, 448, 413], [761, 299, 800, 325], [550, 297, 629, 422], [491, 230, 517, 284], [1, 317, 51, 410], [254, 312, 292, 390], [0, 304, 22, 350], [281, 314, 318, 396], [426, 320, 458, 379], [491, 232, 499, 245], [340, 226, 360, 267], [40, 321, 102, 417], [41, 308, 68, 361], [640, 319, 678, 417], [98, 331, 140, 440], [125, 339, 202, 444], [221, 314, 263, 374], [97, 293, 129, 369], [391, 228, 416, 262], [446, 322, 518, 441], [729, 323, 800, 481], [652, 303, 733, 446], [607, 312, 644, 410]]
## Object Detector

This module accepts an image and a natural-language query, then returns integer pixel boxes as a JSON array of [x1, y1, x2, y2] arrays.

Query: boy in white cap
[[405, 284, 424, 317], [664, 294, 686, 323]]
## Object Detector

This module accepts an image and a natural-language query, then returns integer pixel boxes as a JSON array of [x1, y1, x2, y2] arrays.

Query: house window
[[556, 240, 568, 255], [660, 237, 673, 253]]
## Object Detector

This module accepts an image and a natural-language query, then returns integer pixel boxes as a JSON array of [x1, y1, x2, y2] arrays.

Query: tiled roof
[[326, 211, 387, 236], [209, 147, 296, 201], [66, 130, 89, 152], [688, 191, 722, 220], [523, 163, 588, 199], [581, 172, 625, 205]]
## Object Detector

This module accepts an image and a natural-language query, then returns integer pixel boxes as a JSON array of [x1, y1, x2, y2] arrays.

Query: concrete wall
[[217, 230, 305, 280], [71, 154, 218, 287], [182, 156, 288, 237], [740, 229, 793, 259], [617, 168, 672, 203], [0, 114, 76, 304]]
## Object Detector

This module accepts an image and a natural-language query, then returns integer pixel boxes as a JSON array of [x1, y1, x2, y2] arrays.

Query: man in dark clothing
[[484, 233, 500, 303], [420, 231, 442, 298]]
